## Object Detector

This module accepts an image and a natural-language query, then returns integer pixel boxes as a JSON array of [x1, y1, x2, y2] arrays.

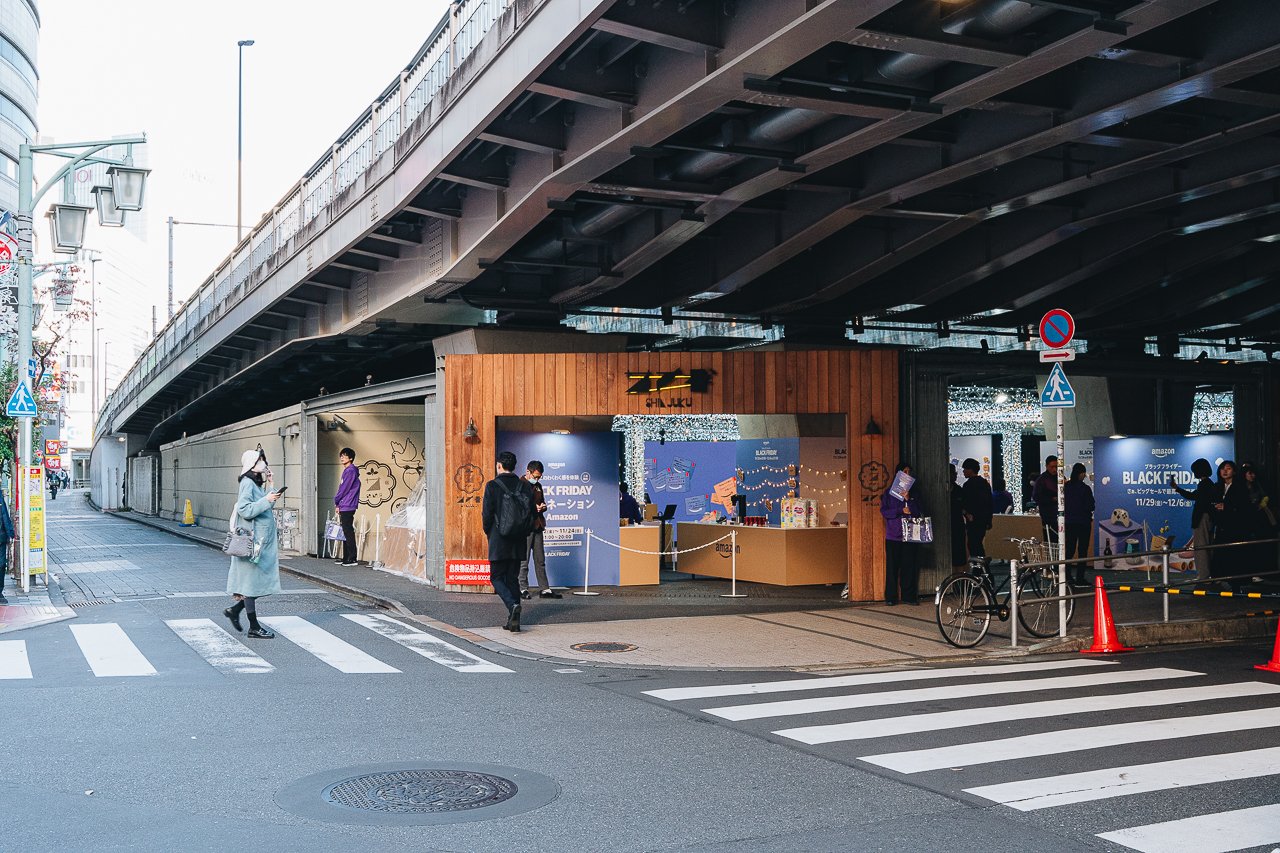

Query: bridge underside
[[112, 0, 1280, 444]]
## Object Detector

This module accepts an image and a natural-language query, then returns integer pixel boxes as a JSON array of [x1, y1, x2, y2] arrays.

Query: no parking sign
[[1039, 309, 1075, 349]]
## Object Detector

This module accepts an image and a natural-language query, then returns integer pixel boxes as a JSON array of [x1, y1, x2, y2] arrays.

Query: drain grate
[[570, 641, 638, 653], [276, 761, 560, 827], [325, 770, 516, 814], [66, 600, 109, 609]]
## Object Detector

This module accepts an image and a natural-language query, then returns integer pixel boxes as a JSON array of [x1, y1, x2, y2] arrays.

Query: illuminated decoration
[[948, 385, 1043, 500], [1190, 390, 1234, 433], [612, 414, 740, 496], [626, 370, 713, 395]]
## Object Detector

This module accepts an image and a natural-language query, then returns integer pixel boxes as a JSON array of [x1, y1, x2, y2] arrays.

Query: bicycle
[[935, 537, 1075, 648]]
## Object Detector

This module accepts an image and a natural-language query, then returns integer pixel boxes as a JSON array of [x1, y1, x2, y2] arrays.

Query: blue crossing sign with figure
[[6, 379, 37, 418], [1041, 363, 1076, 408]]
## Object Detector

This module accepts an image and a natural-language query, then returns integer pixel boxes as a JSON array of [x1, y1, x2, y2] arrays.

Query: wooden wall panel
[[442, 350, 899, 601]]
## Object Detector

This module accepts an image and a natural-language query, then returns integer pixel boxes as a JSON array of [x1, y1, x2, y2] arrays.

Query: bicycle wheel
[[936, 575, 993, 648], [1017, 566, 1075, 638]]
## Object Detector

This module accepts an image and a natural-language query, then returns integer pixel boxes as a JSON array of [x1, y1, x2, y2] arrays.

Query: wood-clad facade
[[442, 349, 899, 600]]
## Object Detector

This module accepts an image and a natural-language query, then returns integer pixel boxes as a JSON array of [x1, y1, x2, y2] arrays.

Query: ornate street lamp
[[91, 185, 126, 227], [106, 164, 150, 211], [45, 202, 93, 253]]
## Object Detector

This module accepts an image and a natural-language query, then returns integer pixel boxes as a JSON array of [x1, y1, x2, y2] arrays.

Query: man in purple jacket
[[334, 447, 361, 566]]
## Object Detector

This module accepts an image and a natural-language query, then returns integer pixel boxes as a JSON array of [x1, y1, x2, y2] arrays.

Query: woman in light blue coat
[[224, 447, 282, 639]]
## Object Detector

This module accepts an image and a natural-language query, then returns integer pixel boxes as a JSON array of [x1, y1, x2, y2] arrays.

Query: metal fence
[[95, 0, 523, 439]]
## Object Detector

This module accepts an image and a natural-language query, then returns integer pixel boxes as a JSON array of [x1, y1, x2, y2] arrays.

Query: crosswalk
[[1, 612, 512, 681], [642, 658, 1280, 852]]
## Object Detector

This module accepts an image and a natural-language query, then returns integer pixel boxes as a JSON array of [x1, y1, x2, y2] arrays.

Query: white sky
[[37, 0, 450, 312]]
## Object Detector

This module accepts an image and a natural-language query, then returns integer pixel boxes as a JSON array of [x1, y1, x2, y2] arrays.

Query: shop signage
[[25, 466, 46, 576], [627, 369, 713, 409], [45, 457, 61, 470], [44, 439, 64, 456], [445, 559, 491, 585]]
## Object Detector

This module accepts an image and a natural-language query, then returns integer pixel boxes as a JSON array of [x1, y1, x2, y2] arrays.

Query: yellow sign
[[25, 466, 45, 575]]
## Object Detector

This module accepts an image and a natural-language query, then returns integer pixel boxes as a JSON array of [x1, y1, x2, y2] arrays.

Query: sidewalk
[[111, 500, 1280, 671]]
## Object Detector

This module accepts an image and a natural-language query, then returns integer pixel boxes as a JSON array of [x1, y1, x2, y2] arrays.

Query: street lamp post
[[15, 135, 148, 592], [237, 39, 255, 242], [167, 217, 239, 319]]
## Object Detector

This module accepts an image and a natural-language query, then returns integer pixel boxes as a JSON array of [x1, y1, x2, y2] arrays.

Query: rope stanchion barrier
[[585, 529, 735, 557], [574, 527, 600, 596], [721, 528, 746, 599]]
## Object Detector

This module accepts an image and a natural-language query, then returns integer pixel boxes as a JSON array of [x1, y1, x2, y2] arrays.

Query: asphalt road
[[2, 500, 1278, 851]]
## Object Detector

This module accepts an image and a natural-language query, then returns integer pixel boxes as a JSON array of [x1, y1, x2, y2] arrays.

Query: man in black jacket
[[960, 458, 994, 560], [482, 450, 536, 632]]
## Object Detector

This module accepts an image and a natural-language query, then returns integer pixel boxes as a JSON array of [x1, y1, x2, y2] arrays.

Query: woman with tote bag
[[224, 448, 283, 639]]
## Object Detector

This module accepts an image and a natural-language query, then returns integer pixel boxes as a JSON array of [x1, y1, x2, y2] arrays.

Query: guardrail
[[95, 0, 527, 439], [1008, 536, 1280, 647]]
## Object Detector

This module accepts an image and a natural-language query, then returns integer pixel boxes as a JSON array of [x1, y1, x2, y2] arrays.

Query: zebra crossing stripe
[[260, 616, 400, 673], [643, 659, 1114, 702], [775, 681, 1280, 745], [341, 614, 513, 673], [0, 641, 32, 679], [69, 623, 158, 677], [166, 619, 275, 674], [1097, 803, 1280, 853], [862, 706, 1280, 773], [964, 746, 1280, 810], [704, 668, 1199, 722]]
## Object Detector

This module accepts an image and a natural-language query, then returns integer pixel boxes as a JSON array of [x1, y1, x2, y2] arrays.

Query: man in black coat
[[960, 458, 994, 560], [482, 450, 536, 632]]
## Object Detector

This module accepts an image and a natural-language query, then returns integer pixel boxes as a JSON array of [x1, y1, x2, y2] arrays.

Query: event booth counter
[[676, 523, 848, 586]]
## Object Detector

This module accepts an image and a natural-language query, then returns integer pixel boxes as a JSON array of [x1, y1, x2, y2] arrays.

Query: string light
[[613, 414, 741, 498]]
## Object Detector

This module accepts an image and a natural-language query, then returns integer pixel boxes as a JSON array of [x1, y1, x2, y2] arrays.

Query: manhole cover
[[570, 641, 638, 653], [324, 769, 516, 814], [276, 761, 559, 826]]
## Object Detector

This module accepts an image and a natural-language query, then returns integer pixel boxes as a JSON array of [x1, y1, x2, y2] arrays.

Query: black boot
[[506, 604, 521, 633], [223, 600, 245, 632], [246, 614, 275, 639]]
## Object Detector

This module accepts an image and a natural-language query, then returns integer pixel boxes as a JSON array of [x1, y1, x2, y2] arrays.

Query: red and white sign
[[1038, 349, 1076, 363], [45, 457, 61, 470], [445, 559, 492, 585], [44, 439, 64, 456], [0, 229, 16, 276], [1038, 308, 1075, 349]]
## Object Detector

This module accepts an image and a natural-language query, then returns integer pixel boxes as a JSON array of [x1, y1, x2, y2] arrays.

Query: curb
[[1029, 613, 1280, 654]]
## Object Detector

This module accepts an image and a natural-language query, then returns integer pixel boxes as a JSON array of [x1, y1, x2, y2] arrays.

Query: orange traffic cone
[[1081, 575, 1133, 654], [1256, 619, 1280, 673]]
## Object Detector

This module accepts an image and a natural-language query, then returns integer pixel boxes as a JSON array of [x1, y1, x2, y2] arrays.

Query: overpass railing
[[96, 0, 525, 440]]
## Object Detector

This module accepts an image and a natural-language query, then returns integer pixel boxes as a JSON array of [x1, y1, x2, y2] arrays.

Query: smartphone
[[273, 486, 288, 496]]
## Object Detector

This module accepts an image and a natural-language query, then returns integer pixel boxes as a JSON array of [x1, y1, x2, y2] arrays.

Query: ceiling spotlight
[[1109, 434, 1126, 439]]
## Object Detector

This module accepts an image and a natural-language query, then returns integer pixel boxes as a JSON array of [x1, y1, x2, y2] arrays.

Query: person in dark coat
[[482, 450, 536, 632], [1170, 458, 1217, 583], [991, 477, 1014, 516], [880, 463, 923, 605], [1239, 462, 1275, 579], [1033, 456, 1059, 542], [960, 459, 993, 560], [518, 460, 559, 600], [1063, 462, 1095, 586], [0, 498, 14, 602], [1211, 459, 1250, 593], [949, 463, 967, 569]]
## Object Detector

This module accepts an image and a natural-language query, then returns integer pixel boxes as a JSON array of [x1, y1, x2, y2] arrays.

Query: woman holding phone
[[224, 447, 282, 639]]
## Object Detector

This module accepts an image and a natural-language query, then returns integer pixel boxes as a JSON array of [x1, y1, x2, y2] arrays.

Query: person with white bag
[[224, 448, 282, 639], [881, 463, 926, 605]]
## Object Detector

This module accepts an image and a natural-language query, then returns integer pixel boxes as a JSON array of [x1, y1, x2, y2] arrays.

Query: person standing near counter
[[1169, 457, 1216, 583], [881, 463, 923, 605], [991, 477, 1014, 516], [620, 482, 643, 524], [519, 460, 560, 600], [1063, 463, 1095, 586], [1033, 456, 1060, 542], [960, 459, 993, 560]]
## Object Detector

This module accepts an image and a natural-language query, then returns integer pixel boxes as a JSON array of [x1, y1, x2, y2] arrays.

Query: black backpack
[[495, 477, 535, 538]]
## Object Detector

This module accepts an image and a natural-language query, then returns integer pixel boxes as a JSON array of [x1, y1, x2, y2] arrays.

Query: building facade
[[0, 0, 37, 213]]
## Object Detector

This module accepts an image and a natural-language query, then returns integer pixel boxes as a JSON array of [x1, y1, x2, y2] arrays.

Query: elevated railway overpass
[[88, 0, 1280, 587]]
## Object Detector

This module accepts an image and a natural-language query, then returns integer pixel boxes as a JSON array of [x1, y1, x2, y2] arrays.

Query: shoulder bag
[[222, 508, 254, 558]]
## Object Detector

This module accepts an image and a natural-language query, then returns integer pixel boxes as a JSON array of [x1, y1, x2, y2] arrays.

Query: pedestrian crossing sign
[[5, 379, 37, 418], [1041, 363, 1076, 408]]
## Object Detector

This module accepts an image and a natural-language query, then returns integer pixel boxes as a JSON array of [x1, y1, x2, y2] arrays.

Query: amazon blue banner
[[495, 431, 620, 586], [643, 440, 737, 522], [1093, 433, 1234, 555], [736, 438, 800, 524]]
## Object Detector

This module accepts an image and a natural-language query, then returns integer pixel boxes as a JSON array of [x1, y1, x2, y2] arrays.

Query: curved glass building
[[0, 0, 37, 214]]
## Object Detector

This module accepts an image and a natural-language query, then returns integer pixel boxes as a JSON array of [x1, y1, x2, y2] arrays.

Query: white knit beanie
[[240, 449, 261, 475]]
